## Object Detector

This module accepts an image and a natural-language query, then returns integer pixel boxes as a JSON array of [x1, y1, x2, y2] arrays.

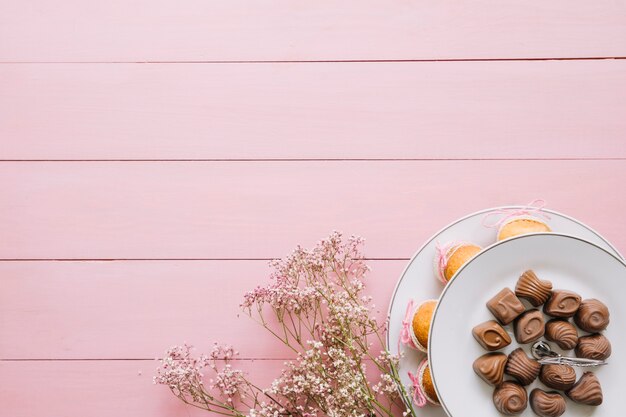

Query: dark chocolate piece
[[543, 290, 581, 318], [472, 320, 511, 351], [515, 270, 552, 306], [514, 309, 545, 344], [487, 288, 525, 325], [574, 298, 610, 332]]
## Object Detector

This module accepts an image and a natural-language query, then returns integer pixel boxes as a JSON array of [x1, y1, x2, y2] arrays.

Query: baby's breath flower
[[156, 233, 412, 417]]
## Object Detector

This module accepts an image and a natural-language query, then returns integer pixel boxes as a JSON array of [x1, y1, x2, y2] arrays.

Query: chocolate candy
[[545, 319, 578, 350], [543, 290, 581, 318], [475, 279, 611, 415], [574, 298, 610, 332], [473, 352, 507, 386], [529, 389, 566, 417], [575, 333, 612, 360], [493, 381, 527, 415], [505, 348, 540, 386], [566, 372, 603, 406], [515, 270, 552, 306], [514, 309, 545, 344], [486, 288, 525, 325], [472, 320, 511, 351], [539, 364, 576, 391]]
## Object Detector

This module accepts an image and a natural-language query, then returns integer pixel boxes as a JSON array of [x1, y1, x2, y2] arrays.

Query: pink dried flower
[[154, 343, 250, 412], [156, 232, 415, 417]]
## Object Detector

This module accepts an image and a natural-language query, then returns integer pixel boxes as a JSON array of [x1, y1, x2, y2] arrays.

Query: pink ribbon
[[482, 199, 551, 229], [435, 241, 456, 284], [408, 370, 427, 407], [435, 240, 474, 284], [399, 299, 416, 351]]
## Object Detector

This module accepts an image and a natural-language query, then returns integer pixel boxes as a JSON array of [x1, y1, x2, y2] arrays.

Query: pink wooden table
[[1, 2, 626, 416]]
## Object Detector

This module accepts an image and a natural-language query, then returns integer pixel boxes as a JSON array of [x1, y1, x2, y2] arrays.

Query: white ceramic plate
[[385, 207, 621, 417], [430, 233, 626, 417]]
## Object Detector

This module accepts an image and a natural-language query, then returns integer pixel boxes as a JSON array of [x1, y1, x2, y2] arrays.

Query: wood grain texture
[[0, 359, 278, 417], [0, 260, 403, 359], [1, 1, 625, 62], [0, 359, 396, 417], [1, 160, 625, 260], [1, 60, 626, 160], [3, 2, 626, 415]]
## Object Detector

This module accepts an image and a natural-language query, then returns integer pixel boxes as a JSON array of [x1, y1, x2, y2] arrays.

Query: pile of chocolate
[[471, 270, 610, 416]]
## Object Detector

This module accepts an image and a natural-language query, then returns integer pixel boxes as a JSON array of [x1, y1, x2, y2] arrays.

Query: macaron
[[410, 299, 438, 352], [497, 215, 551, 241], [434, 241, 482, 283], [415, 357, 440, 406]]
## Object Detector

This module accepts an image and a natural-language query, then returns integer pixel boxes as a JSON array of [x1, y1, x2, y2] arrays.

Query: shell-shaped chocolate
[[473, 353, 508, 386], [545, 319, 578, 350], [505, 348, 540, 385], [566, 372, 603, 406], [514, 309, 545, 344], [515, 270, 552, 306], [472, 320, 511, 351], [543, 290, 581, 318], [539, 364, 576, 391], [530, 389, 566, 417], [574, 299, 610, 332], [486, 288, 525, 325], [575, 333, 612, 360], [493, 382, 528, 415]]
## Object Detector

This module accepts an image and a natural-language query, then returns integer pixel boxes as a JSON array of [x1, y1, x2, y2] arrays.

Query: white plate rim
[[428, 232, 626, 417], [384, 206, 623, 414], [385, 206, 622, 348]]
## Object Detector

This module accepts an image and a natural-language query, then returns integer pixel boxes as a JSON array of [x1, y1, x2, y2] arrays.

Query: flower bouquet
[[155, 232, 415, 417]]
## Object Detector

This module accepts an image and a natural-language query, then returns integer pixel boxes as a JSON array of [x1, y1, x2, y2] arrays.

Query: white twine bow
[[482, 199, 551, 229]]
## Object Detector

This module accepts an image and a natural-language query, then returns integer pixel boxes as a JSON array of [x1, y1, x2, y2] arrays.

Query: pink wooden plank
[[0, 359, 397, 417], [1, 60, 626, 160], [1, 1, 625, 62], [1, 161, 625, 260], [0, 260, 402, 359], [0, 359, 280, 417]]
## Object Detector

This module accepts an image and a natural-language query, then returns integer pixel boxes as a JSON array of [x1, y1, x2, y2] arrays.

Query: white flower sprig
[[155, 232, 415, 417]]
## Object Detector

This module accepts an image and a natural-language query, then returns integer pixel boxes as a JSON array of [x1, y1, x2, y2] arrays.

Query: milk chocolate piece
[[575, 333, 612, 360], [472, 320, 511, 351], [545, 319, 578, 350], [514, 309, 545, 344], [566, 372, 603, 406], [473, 352, 508, 386], [574, 298, 610, 332], [539, 364, 576, 391], [530, 389, 566, 417], [543, 290, 581, 318], [493, 381, 527, 415], [505, 348, 540, 385], [487, 288, 525, 325], [515, 270, 552, 306]]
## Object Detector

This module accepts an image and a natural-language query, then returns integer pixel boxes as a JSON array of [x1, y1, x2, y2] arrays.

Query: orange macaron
[[434, 241, 482, 283], [497, 215, 551, 241], [417, 357, 440, 406], [410, 299, 438, 352]]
